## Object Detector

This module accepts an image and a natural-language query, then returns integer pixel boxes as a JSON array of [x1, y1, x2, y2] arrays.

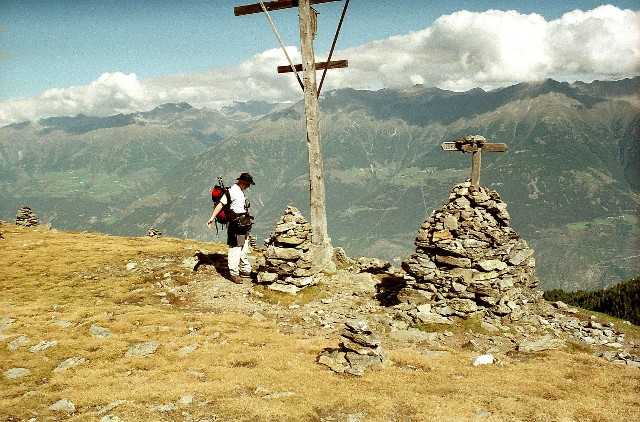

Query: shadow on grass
[[193, 251, 228, 274]]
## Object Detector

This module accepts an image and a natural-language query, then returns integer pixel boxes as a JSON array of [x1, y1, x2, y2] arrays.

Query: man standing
[[207, 173, 255, 283]]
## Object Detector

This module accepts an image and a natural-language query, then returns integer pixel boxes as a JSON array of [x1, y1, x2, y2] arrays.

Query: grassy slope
[[1, 225, 639, 421]]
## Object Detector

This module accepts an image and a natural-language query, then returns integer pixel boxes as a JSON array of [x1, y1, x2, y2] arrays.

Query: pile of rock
[[400, 181, 539, 321], [540, 302, 639, 368], [147, 228, 163, 238], [317, 321, 388, 376], [16, 206, 39, 227], [257, 206, 316, 294]]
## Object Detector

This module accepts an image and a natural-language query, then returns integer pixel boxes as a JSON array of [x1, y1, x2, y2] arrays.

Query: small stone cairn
[[317, 321, 388, 376], [16, 206, 39, 227], [257, 206, 316, 294], [147, 228, 163, 238], [400, 181, 539, 321]]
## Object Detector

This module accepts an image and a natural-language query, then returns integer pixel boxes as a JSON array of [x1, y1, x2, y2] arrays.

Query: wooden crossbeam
[[277, 59, 348, 73], [441, 135, 507, 188], [234, 0, 340, 16]]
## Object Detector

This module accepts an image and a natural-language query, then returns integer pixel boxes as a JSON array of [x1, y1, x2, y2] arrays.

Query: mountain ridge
[[1, 77, 638, 291]]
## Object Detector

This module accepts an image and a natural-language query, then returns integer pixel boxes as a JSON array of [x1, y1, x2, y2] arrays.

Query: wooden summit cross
[[441, 135, 507, 188], [234, 0, 349, 271]]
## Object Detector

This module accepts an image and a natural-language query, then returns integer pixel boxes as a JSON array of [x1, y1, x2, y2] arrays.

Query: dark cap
[[237, 172, 255, 185]]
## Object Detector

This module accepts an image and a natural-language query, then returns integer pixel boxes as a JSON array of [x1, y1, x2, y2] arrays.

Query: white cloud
[[0, 72, 148, 125], [327, 5, 639, 92], [0, 5, 638, 126]]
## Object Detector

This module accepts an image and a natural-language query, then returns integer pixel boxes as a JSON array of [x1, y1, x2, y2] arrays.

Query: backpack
[[211, 177, 232, 230]]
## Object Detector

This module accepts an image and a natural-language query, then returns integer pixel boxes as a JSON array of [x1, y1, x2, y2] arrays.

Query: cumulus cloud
[[0, 5, 638, 126], [327, 5, 639, 92]]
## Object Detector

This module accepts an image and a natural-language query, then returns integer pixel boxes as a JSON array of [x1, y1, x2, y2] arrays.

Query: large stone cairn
[[16, 206, 39, 227], [317, 321, 388, 376], [401, 181, 538, 320], [257, 206, 316, 294]]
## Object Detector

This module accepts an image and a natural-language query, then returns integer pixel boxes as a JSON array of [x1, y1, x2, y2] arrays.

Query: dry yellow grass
[[1, 224, 639, 421]]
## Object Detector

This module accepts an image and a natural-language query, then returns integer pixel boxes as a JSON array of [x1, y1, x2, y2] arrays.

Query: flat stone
[[345, 320, 372, 333], [0, 317, 15, 330], [257, 271, 278, 283], [435, 255, 472, 268], [178, 344, 198, 357], [508, 248, 534, 266], [275, 221, 297, 233], [451, 281, 467, 292], [50, 398, 76, 413], [29, 340, 58, 352], [264, 245, 303, 260], [125, 341, 160, 358], [8, 335, 31, 351], [4, 367, 31, 379], [340, 330, 381, 348], [443, 214, 459, 230], [275, 235, 306, 246], [285, 276, 314, 287], [293, 267, 314, 277], [552, 301, 569, 310], [432, 229, 453, 241], [449, 298, 478, 313], [461, 238, 490, 248], [481, 321, 500, 332], [345, 352, 383, 369], [450, 268, 475, 284], [89, 324, 113, 338], [416, 304, 432, 313], [475, 259, 508, 272], [54, 356, 88, 372], [267, 283, 299, 295], [472, 271, 499, 281]]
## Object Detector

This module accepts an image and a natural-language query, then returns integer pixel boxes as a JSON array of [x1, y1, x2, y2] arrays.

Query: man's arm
[[207, 202, 224, 228]]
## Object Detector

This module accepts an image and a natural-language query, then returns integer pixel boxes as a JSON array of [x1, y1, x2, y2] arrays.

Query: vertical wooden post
[[471, 150, 481, 187], [298, 0, 334, 272], [234, 0, 344, 273]]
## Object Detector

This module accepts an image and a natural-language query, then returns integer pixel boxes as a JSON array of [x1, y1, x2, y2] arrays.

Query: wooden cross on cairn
[[441, 135, 507, 188]]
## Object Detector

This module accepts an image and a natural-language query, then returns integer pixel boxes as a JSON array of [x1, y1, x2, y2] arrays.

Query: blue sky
[[0, 1, 638, 125]]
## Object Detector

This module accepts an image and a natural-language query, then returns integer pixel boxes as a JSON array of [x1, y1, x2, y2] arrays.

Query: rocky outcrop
[[257, 206, 316, 294], [401, 181, 539, 320], [16, 206, 39, 227]]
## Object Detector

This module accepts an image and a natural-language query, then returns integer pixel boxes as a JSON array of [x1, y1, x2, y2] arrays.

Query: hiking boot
[[229, 275, 244, 284], [240, 272, 252, 279]]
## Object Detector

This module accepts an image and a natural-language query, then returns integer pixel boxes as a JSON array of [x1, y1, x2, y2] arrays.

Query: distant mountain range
[[1, 77, 638, 291]]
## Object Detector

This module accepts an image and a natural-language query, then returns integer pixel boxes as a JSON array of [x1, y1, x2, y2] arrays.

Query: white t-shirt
[[221, 183, 247, 214]]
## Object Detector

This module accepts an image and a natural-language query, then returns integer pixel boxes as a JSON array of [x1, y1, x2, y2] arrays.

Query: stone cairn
[[400, 181, 539, 322], [147, 228, 163, 238], [317, 320, 388, 376], [15, 206, 39, 227], [257, 206, 316, 294]]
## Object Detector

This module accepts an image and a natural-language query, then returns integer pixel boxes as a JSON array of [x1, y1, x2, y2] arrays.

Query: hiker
[[207, 172, 255, 283]]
